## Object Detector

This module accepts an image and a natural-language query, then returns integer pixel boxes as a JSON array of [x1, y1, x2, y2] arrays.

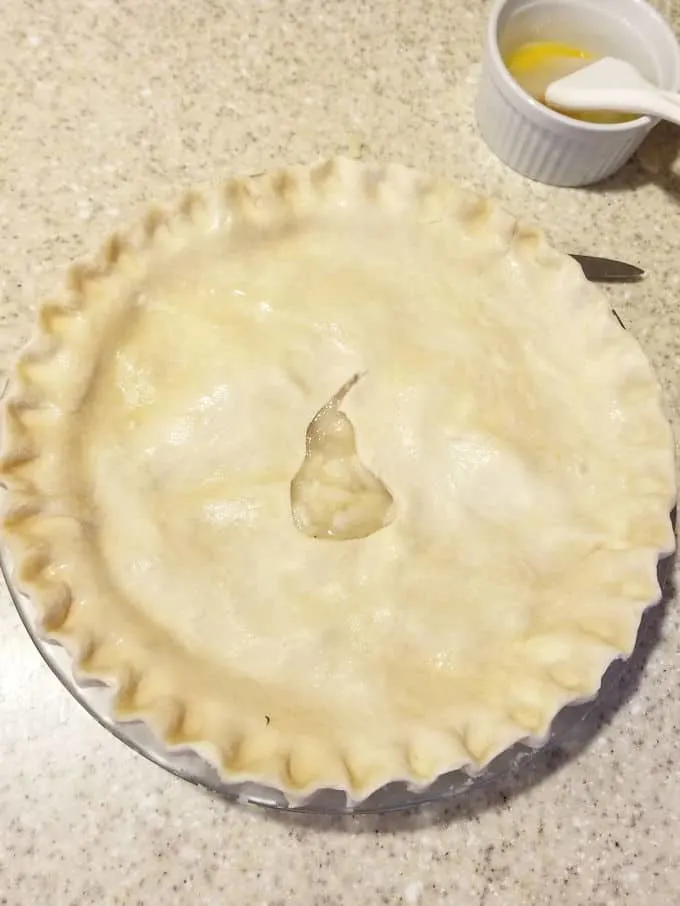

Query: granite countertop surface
[[1, 1, 679, 904]]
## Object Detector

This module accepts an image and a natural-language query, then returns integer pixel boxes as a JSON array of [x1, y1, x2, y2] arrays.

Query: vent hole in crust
[[290, 373, 396, 541]]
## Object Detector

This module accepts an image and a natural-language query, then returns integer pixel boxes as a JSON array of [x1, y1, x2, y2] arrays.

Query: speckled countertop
[[1, 1, 679, 904]]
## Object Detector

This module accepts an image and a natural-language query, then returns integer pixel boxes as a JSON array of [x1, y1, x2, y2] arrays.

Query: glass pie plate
[[3, 536, 670, 815]]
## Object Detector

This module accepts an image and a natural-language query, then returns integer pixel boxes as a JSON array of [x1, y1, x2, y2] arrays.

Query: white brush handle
[[551, 88, 680, 125], [617, 90, 680, 125], [657, 90, 680, 109], [607, 89, 680, 124]]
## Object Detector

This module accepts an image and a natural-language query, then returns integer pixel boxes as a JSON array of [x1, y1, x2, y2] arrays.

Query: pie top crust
[[0, 157, 675, 801]]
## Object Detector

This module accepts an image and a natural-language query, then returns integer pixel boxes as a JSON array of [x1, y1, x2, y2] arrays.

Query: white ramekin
[[475, 0, 680, 187]]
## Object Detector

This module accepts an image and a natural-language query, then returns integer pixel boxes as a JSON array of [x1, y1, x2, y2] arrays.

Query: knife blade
[[570, 254, 645, 283]]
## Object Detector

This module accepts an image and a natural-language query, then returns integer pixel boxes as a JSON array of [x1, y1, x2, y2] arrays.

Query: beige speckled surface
[[1, 1, 679, 904]]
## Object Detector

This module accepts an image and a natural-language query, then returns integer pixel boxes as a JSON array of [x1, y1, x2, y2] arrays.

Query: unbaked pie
[[0, 158, 675, 800]]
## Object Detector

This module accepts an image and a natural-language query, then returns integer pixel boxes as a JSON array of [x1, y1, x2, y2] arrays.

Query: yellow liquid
[[505, 41, 636, 124]]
